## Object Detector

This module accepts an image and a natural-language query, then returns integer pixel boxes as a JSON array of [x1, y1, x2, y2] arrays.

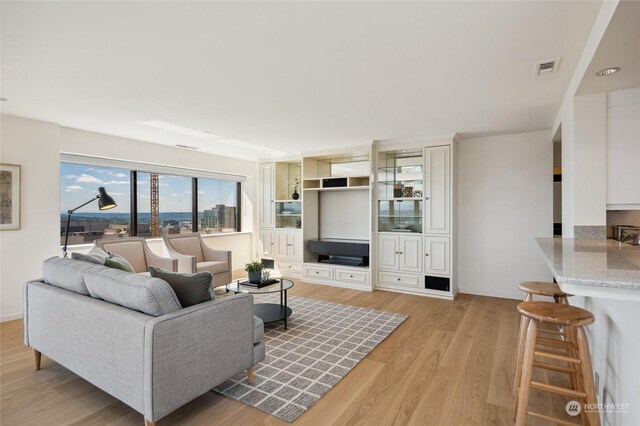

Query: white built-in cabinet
[[374, 141, 456, 299], [423, 236, 450, 276], [258, 161, 303, 276], [377, 234, 422, 273], [425, 146, 450, 234], [259, 163, 275, 229], [275, 230, 303, 261], [259, 229, 275, 258], [606, 88, 640, 209]]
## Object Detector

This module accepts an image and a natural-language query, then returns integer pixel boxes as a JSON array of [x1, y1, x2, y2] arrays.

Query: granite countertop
[[536, 238, 640, 300]]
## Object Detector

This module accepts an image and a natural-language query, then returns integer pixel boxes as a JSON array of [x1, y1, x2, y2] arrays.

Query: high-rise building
[[201, 204, 236, 230]]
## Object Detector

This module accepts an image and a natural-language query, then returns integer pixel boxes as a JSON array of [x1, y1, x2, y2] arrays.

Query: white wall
[[573, 92, 607, 227], [457, 130, 553, 299], [319, 190, 369, 240], [0, 114, 257, 321], [0, 115, 61, 321]]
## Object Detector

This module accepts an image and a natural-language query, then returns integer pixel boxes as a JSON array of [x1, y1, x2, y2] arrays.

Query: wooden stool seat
[[517, 301, 594, 327], [517, 281, 568, 298]]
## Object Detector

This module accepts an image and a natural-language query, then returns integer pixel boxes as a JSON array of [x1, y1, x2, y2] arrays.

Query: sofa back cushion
[[43, 256, 103, 295], [168, 236, 204, 263], [85, 267, 182, 317], [96, 240, 147, 273]]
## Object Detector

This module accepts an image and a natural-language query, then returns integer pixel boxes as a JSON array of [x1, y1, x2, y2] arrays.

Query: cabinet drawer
[[278, 261, 302, 274], [335, 268, 369, 283], [304, 265, 333, 280], [377, 271, 421, 288]]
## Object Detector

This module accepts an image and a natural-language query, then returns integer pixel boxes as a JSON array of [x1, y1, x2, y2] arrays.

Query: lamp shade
[[97, 187, 117, 210]]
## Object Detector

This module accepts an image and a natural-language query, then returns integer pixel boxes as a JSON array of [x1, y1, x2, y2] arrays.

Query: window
[[198, 178, 239, 233], [136, 173, 193, 237], [60, 163, 131, 245], [60, 160, 241, 246]]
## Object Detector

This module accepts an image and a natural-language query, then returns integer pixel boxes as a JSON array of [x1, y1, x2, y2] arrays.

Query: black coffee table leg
[[284, 289, 288, 330]]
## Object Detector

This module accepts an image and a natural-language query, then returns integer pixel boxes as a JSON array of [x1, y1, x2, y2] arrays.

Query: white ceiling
[[1, 1, 602, 159], [577, 1, 640, 95]]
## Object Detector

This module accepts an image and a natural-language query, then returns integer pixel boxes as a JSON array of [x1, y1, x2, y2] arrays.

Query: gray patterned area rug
[[213, 294, 407, 422]]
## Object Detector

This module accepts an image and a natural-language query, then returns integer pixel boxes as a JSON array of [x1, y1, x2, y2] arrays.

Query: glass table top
[[226, 278, 294, 294]]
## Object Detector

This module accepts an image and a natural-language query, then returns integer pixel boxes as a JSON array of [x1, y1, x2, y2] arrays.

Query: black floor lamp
[[62, 187, 117, 257]]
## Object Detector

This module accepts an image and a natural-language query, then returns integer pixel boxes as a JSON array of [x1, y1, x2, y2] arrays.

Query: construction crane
[[150, 173, 159, 237]]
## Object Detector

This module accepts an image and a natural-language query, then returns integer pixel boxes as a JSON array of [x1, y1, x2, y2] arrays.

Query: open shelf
[[302, 175, 370, 191]]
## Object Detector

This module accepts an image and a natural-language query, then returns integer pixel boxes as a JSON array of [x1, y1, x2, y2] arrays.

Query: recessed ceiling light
[[596, 67, 620, 76], [139, 121, 219, 139]]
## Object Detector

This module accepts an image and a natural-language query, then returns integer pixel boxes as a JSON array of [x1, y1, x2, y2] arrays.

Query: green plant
[[244, 261, 264, 273]]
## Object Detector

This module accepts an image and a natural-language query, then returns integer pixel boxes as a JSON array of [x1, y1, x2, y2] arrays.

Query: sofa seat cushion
[[197, 261, 228, 275], [253, 315, 264, 344], [43, 256, 104, 295], [148, 267, 213, 308], [85, 267, 182, 316]]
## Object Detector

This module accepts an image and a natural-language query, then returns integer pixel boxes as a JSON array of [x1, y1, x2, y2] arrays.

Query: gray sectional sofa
[[23, 257, 265, 426]]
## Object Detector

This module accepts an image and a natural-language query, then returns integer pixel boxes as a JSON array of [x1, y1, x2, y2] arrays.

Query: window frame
[[60, 154, 244, 244]]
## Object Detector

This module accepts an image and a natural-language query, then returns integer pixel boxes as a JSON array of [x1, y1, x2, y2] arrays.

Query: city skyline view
[[60, 163, 237, 214]]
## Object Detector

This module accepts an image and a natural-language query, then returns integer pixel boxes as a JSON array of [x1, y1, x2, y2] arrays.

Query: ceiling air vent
[[175, 144, 199, 150], [534, 58, 560, 77]]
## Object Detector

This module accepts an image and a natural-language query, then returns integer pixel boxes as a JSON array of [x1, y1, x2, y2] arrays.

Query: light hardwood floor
[[1, 281, 577, 425]]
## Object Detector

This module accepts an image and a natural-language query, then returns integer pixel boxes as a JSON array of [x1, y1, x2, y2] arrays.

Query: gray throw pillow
[[105, 251, 136, 273], [71, 252, 103, 265], [148, 266, 213, 307]]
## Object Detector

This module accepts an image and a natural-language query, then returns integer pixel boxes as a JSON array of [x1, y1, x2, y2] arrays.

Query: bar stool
[[518, 281, 570, 304], [515, 301, 599, 426], [514, 281, 572, 395]]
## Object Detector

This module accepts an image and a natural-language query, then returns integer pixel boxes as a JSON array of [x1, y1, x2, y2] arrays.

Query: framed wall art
[[0, 163, 21, 231]]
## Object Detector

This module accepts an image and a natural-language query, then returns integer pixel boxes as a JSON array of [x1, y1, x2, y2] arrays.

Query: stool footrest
[[536, 337, 573, 348], [532, 361, 577, 375], [537, 328, 564, 336], [534, 350, 582, 364], [526, 410, 582, 426], [530, 380, 586, 398]]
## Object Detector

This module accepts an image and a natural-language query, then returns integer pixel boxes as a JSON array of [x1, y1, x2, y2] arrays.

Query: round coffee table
[[226, 278, 294, 330]]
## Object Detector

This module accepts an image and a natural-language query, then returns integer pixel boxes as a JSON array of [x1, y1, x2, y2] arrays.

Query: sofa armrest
[[164, 247, 196, 273], [143, 248, 178, 272], [202, 245, 231, 267], [143, 294, 256, 422]]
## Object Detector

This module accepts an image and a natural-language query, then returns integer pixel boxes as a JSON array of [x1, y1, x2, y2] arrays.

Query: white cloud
[[107, 192, 127, 196], [65, 185, 84, 192], [113, 172, 127, 178], [198, 190, 205, 194], [102, 180, 129, 185], [172, 193, 178, 197], [76, 174, 102, 184]]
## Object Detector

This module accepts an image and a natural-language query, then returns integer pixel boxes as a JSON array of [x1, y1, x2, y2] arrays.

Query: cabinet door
[[607, 96, 640, 206], [425, 146, 450, 234], [259, 229, 275, 257], [424, 236, 450, 276], [377, 234, 399, 270], [289, 231, 303, 261], [399, 235, 422, 273], [260, 163, 275, 228], [275, 230, 289, 259]]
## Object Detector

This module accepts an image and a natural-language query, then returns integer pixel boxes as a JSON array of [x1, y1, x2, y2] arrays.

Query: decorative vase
[[291, 190, 300, 200], [248, 270, 262, 284]]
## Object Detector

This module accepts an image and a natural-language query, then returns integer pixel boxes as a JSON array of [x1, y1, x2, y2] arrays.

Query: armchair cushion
[[197, 261, 229, 275], [96, 240, 147, 273], [148, 267, 214, 308]]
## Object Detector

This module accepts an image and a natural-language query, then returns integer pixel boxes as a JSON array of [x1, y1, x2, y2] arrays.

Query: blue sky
[[60, 163, 236, 213]]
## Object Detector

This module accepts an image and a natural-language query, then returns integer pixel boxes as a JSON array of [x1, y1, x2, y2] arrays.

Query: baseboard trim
[[1, 312, 23, 323], [458, 287, 521, 300]]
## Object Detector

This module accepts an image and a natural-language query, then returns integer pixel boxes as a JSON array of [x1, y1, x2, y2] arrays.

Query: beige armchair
[[162, 233, 232, 286], [95, 237, 177, 273]]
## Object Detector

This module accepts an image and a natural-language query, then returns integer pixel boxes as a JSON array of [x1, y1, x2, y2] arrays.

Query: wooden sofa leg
[[144, 419, 155, 426], [247, 367, 254, 385], [33, 349, 41, 370]]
